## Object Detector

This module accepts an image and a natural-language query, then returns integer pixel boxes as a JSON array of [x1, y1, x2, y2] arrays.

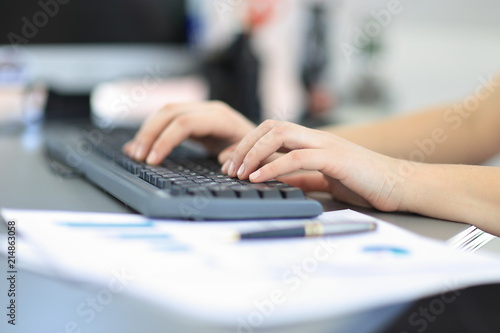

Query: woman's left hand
[[219, 120, 409, 212]]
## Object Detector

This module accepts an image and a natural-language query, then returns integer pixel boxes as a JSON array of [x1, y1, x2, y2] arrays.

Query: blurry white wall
[[334, 0, 500, 115]]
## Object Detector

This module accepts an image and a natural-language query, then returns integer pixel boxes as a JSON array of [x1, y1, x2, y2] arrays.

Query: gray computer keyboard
[[44, 125, 323, 220]]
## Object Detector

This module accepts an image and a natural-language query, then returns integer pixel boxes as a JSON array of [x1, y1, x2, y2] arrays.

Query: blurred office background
[[334, 0, 500, 122], [0, 0, 499, 130]]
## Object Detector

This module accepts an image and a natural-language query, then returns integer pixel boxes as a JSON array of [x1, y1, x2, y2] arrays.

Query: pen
[[237, 221, 377, 240]]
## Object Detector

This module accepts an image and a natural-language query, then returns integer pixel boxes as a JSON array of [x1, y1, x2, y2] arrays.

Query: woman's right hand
[[123, 101, 256, 165]]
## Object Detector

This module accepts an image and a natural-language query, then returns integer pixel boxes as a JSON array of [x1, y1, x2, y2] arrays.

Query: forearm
[[321, 82, 500, 165], [321, 107, 457, 162], [399, 162, 500, 235]]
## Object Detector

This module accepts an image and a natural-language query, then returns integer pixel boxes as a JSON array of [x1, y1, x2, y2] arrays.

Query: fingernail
[[221, 160, 230, 173], [237, 163, 245, 178], [128, 143, 136, 157], [134, 144, 144, 160], [228, 161, 235, 176], [249, 170, 261, 182], [146, 151, 157, 164]]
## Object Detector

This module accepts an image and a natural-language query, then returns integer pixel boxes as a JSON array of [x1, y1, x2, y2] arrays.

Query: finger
[[219, 141, 283, 172], [235, 123, 327, 179], [128, 101, 214, 161], [146, 112, 209, 164], [126, 104, 188, 161], [220, 145, 238, 174], [226, 119, 279, 177], [249, 149, 327, 182], [146, 110, 238, 165], [122, 141, 133, 155], [221, 159, 231, 174]]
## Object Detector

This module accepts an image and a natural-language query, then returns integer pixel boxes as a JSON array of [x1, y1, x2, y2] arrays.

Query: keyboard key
[[217, 181, 241, 187], [156, 170, 177, 176], [279, 187, 305, 199], [173, 180, 196, 186], [164, 177, 187, 182], [149, 174, 163, 186], [249, 185, 282, 199], [130, 164, 143, 175], [157, 178, 173, 189], [264, 180, 291, 188], [186, 175, 208, 181], [193, 179, 216, 184], [169, 185, 187, 196], [139, 170, 155, 181], [187, 187, 214, 197], [160, 173, 183, 179], [232, 186, 260, 199], [211, 186, 237, 198], [144, 165, 167, 172]]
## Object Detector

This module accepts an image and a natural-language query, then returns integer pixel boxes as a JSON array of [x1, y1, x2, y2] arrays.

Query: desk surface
[[2, 125, 499, 254], [1, 125, 500, 333]]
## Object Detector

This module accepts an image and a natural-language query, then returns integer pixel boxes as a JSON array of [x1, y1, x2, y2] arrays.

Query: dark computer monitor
[[0, 0, 193, 94]]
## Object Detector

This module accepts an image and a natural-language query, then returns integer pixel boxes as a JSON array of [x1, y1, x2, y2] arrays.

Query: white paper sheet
[[2, 208, 500, 328]]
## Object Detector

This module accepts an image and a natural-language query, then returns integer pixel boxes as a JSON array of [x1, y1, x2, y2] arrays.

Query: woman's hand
[[123, 101, 256, 164], [221, 120, 409, 212]]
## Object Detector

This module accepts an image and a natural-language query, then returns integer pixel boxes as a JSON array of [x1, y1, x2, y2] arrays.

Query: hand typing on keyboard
[[123, 101, 255, 165], [123, 93, 500, 236], [221, 120, 403, 213], [123, 100, 403, 213]]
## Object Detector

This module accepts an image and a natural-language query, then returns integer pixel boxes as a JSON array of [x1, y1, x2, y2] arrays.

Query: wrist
[[390, 158, 425, 214]]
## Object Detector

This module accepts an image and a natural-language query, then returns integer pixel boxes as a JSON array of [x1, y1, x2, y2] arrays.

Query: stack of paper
[[2, 209, 500, 329]]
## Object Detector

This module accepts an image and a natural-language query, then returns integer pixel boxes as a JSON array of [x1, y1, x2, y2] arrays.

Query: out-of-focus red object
[[247, 0, 282, 30]]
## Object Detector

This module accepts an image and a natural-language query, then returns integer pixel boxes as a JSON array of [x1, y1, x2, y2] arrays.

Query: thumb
[[277, 172, 331, 193]]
